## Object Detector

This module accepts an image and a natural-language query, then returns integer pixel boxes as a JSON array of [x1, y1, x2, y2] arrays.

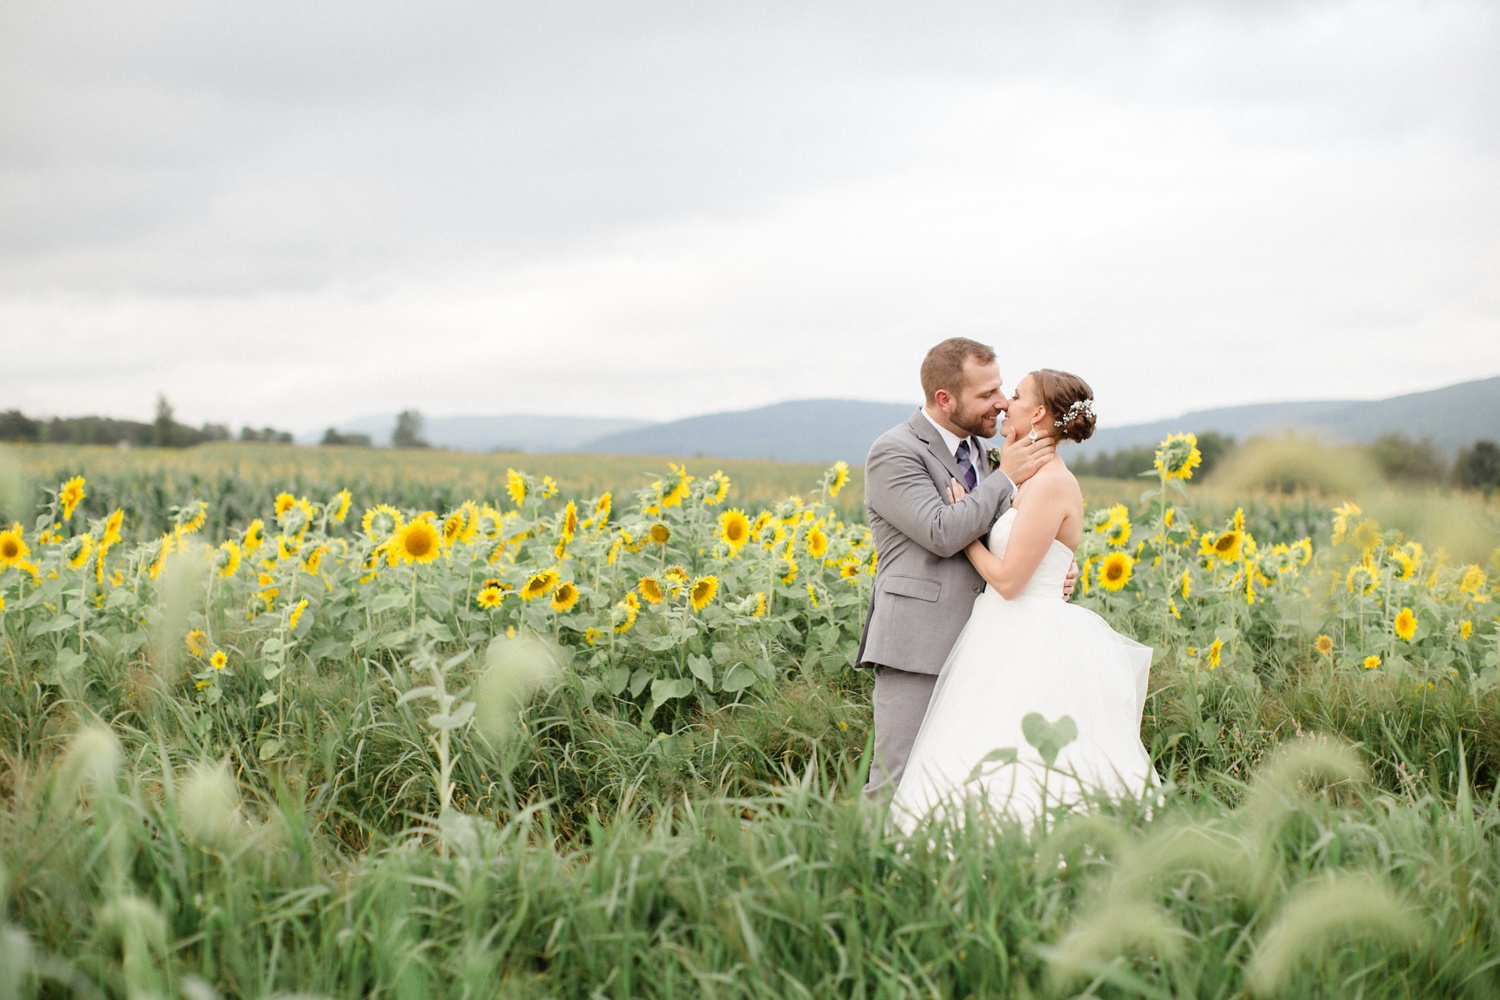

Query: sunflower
[[288, 598, 308, 631], [705, 509, 747, 555], [689, 575, 719, 611], [59, 476, 86, 518], [638, 576, 664, 604], [1105, 516, 1131, 549], [442, 511, 465, 545], [100, 509, 124, 548], [393, 519, 442, 564], [828, 461, 850, 498], [506, 469, 528, 507], [0, 524, 28, 568], [649, 523, 671, 545], [148, 532, 175, 579], [1351, 519, 1381, 554], [780, 555, 799, 585], [217, 540, 242, 579], [1330, 501, 1361, 545], [702, 471, 730, 505], [210, 650, 227, 671], [663, 566, 688, 593], [594, 492, 612, 524], [583, 627, 599, 646], [614, 592, 640, 634], [179, 500, 209, 537], [1291, 538, 1313, 567], [550, 581, 580, 613], [185, 629, 208, 657], [274, 493, 297, 518], [553, 536, 569, 561], [304, 545, 328, 575], [1209, 530, 1243, 563], [805, 526, 829, 560], [1099, 552, 1134, 591], [1153, 433, 1202, 481], [1459, 566, 1486, 596], [1181, 571, 1192, 599], [326, 488, 352, 523], [1460, 620, 1473, 641], [1315, 634, 1333, 656], [607, 536, 624, 566], [561, 500, 579, 540], [1363, 654, 1381, 670], [1207, 638, 1223, 669], [751, 592, 767, 618], [242, 518, 265, 552], [67, 534, 94, 570], [1394, 607, 1418, 642], [1389, 551, 1415, 582], [1345, 560, 1379, 595], [805, 582, 819, 608], [839, 560, 861, 580], [361, 504, 404, 540], [520, 568, 560, 601]]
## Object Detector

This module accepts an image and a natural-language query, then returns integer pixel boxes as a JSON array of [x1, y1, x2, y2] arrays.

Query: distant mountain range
[[307, 376, 1500, 463], [1070, 376, 1500, 459]]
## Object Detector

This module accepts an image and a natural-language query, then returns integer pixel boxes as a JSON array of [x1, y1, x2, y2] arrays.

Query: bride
[[888, 369, 1155, 834]]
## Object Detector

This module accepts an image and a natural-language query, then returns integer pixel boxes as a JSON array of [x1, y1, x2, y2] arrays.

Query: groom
[[857, 337, 1065, 799]]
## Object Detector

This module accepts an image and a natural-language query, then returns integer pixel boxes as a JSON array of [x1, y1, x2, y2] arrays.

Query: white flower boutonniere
[[986, 446, 1002, 471]]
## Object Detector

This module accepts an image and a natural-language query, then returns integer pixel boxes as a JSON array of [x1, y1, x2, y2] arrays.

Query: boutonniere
[[986, 446, 1001, 471]]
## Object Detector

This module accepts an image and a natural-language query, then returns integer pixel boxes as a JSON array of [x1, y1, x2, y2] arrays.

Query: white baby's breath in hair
[[1055, 399, 1096, 427]]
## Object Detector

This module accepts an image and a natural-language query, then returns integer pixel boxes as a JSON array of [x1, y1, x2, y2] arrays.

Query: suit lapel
[[907, 409, 967, 484]]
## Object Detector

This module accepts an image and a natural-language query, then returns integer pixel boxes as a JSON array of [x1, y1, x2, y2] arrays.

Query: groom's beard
[[952, 402, 1001, 439]]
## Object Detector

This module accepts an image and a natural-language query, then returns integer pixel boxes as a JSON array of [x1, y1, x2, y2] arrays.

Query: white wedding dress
[[889, 508, 1156, 834]]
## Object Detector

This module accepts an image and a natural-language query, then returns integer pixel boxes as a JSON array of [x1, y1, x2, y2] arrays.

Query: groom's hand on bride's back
[[998, 432, 1055, 485]]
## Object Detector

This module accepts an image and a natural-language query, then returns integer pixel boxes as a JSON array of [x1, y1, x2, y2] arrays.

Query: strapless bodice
[[985, 508, 1074, 600]]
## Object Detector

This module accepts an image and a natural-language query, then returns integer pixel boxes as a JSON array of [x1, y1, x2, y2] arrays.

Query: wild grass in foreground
[[4, 700, 1500, 999]]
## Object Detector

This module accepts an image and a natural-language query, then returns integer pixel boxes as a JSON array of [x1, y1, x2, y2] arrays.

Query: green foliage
[[2, 450, 1500, 996], [1454, 440, 1500, 492]]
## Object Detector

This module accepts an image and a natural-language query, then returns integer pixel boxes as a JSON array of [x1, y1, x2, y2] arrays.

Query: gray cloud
[[2, 1, 1497, 430]]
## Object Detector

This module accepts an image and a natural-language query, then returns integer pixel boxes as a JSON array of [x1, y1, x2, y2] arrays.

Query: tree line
[[0, 400, 432, 450], [1073, 431, 1500, 491]]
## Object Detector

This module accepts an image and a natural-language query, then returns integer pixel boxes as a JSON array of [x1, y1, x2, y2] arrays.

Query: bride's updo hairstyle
[[1032, 369, 1096, 443]]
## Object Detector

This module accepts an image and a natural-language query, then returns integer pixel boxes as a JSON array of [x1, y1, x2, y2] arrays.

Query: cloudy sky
[[3, 0, 1497, 433]]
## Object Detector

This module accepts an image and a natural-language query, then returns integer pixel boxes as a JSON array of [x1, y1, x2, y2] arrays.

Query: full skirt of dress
[[888, 588, 1155, 835]]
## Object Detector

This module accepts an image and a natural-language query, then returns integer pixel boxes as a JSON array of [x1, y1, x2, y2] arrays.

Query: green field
[[2, 443, 1500, 997]]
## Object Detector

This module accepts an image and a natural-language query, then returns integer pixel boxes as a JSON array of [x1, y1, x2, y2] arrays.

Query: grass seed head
[[1246, 873, 1421, 997], [1043, 898, 1186, 990]]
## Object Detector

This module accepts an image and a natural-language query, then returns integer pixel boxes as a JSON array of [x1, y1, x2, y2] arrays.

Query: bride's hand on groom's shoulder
[[1063, 558, 1079, 601], [999, 432, 1056, 485]]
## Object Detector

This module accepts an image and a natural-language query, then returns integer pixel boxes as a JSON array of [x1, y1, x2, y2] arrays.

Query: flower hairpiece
[[1054, 398, 1096, 427]]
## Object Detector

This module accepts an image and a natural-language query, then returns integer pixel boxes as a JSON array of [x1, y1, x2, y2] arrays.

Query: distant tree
[[1453, 440, 1500, 492], [321, 427, 373, 447], [153, 394, 177, 448], [0, 410, 41, 442], [392, 410, 429, 449], [1194, 431, 1236, 477], [200, 423, 231, 442], [1370, 432, 1446, 483]]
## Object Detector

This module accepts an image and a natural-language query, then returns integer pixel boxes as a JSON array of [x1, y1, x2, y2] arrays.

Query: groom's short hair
[[921, 338, 996, 403]]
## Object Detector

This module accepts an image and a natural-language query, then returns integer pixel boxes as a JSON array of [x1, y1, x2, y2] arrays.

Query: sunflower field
[[3, 439, 1500, 998]]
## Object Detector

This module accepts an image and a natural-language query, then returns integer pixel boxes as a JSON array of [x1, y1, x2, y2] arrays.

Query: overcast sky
[[3, 0, 1497, 432]]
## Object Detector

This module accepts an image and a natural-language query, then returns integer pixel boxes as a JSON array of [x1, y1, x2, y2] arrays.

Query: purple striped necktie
[[955, 439, 978, 490]]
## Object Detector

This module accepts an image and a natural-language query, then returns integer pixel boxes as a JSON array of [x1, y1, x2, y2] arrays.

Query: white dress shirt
[[921, 407, 990, 483]]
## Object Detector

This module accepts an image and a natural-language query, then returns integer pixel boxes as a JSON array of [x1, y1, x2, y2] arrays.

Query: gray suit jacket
[[856, 409, 1015, 676]]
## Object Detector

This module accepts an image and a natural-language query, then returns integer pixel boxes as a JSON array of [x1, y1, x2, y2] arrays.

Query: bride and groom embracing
[[856, 337, 1154, 832]]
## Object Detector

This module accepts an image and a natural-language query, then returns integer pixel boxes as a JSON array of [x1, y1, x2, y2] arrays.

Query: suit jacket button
[[972, 584, 983, 594]]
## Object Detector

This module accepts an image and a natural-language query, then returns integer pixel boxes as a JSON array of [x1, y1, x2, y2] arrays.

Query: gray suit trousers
[[864, 666, 939, 800]]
